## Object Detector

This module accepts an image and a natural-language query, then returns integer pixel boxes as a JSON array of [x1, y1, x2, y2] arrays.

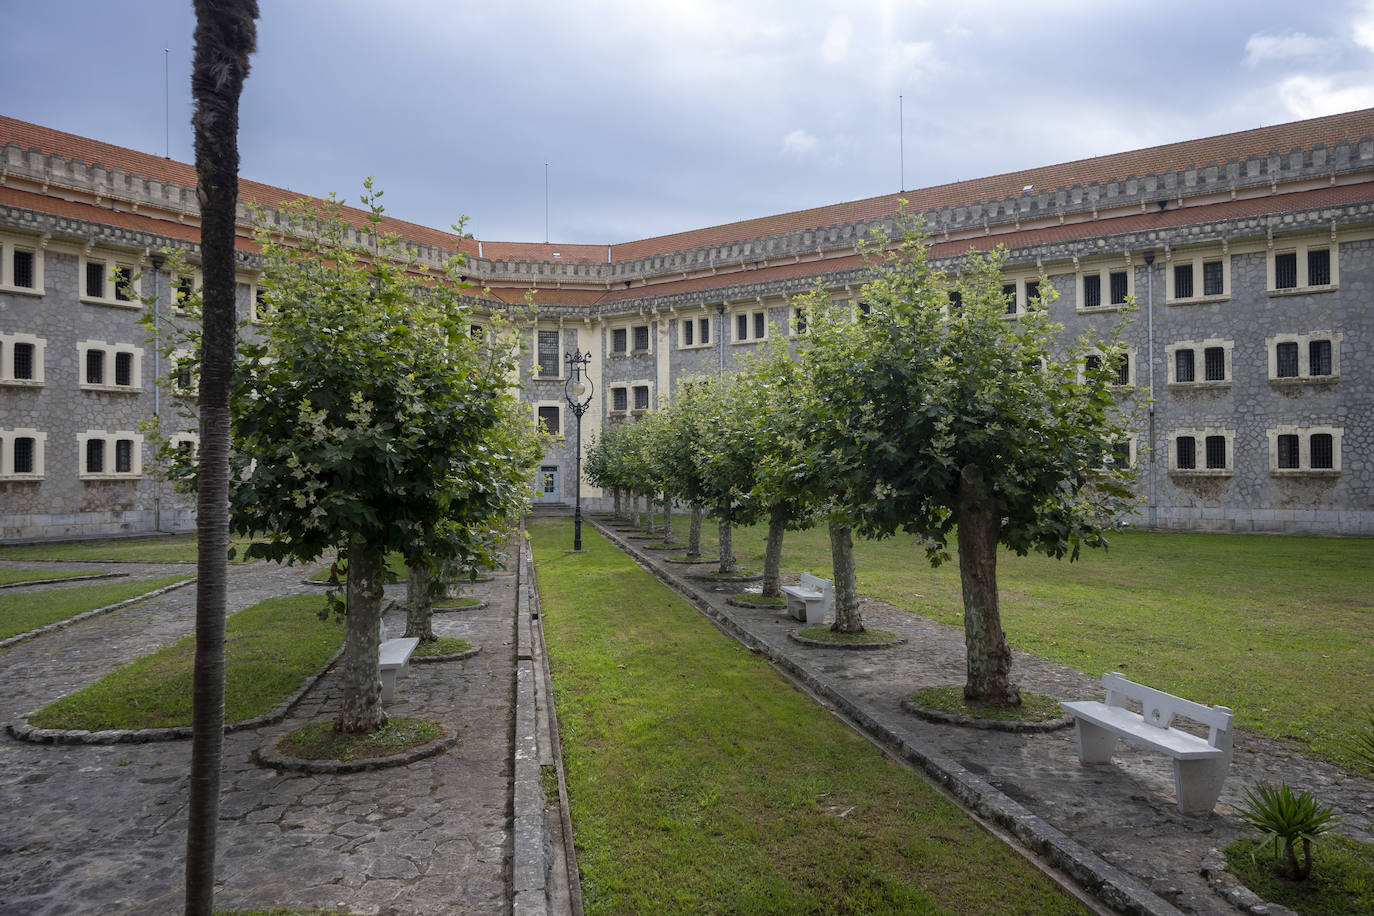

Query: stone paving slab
[[0, 556, 525, 916], [596, 519, 1374, 916]]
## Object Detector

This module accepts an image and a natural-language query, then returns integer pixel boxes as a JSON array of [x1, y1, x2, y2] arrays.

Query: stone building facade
[[2, 110, 1373, 539]]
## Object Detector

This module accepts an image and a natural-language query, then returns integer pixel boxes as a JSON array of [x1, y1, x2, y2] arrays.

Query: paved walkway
[[0, 556, 528, 915], [593, 517, 1374, 916]]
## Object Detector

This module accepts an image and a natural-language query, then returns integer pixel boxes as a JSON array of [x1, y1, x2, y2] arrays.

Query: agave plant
[[1236, 782, 1342, 880], [1354, 710, 1374, 771]]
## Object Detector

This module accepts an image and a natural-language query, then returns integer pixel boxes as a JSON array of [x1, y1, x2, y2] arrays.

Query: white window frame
[[629, 379, 653, 414], [0, 237, 44, 295], [80, 254, 142, 308], [1166, 251, 1230, 304], [1082, 347, 1138, 389], [1165, 338, 1234, 388], [1106, 434, 1138, 470], [1267, 238, 1339, 294], [0, 332, 46, 386], [679, 314, 713, 350], [1168, 427, 1234, 477], [533, 327, 565, 380], [169, 431, 200, 460], [730, 307, 768, 344], [630, 322, 652, 355], [1265, 331, 1341, 383], [1005, 273, 1055, 317], [608, 324, 631, 357], [1075, 263, 1132, 313], [0, 428, 46, 480], [78, 430, 144, 480], [1267, 425, 1342, 476], [77, 340, 144, 393], [172, 270, 202, 313], [533, 401, 565, 438]]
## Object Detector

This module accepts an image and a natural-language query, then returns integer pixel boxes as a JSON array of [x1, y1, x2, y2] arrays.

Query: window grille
[[947, 291, 962, 312], [612, 388, 627, 411], [177, 360, 193, 390], [1003, 283, 1020, 311], [115, 352, 133, 387], [86, 439, 104, 473], [633, 385, 649, 410], [1274, 252, 1298, 289], [1025, 280, 1040, 305], [1203, 347, 1225, 382], [1084, 354, 1101, 373], [177, 276, 194, 305], [1205, 436, 1226, 470], [699, 318, 709, 345], [611, 328, 627, 353], [1109, 271, 1128, 304], [1311, 434, 1334, 469], [13, 343, 34, 380], [1115, 354, 1130, 386], [12, 250, 34, 288], [537, 331, 559, 378], [1175, 349, 1194, 383], [633, 325, 649, 351], [683, 320, 694, 346], [1203, 260, 1224, 296], [537, 406, 559, 435], [753, 312, 765, 339], [1176, 437, 1196, 470], [86, 262, 105, 298], [86, 350, 104, 385], [115, 439, 133, 473], [13, 437, 33, 474], [1309, 340, 1332, 376], [1174, 264, 1193, 299], [1275, 342, 1299, 378], [1307, 249, 1330, 286], [793, 307, 806, 333], [736, 314, 748, 341], [113, 267, 132, 302], [1111, 442, 1131, 469], [1277, 434, 1299, 469]]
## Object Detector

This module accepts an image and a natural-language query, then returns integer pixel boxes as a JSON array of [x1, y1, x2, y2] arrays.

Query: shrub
[[1236, 782, 1341, 880]]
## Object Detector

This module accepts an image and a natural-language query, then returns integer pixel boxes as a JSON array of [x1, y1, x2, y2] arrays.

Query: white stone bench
[[780, 572, 833, 626], [1060, 672, 1234, 815], [378, 620, 419, 704]]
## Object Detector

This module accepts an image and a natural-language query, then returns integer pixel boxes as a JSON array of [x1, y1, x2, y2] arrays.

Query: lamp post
[[563, 348, 595, 551]]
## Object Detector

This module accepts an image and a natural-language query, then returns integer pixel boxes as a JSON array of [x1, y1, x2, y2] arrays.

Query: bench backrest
[[1102, 672, 1233, 746], [800, 572, 833, 609]]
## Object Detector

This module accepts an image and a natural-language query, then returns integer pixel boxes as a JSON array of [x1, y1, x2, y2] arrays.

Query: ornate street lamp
[[563, 348, 595, 551]]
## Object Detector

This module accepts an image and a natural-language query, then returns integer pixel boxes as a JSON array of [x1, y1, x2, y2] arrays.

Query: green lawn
[[306, 551, 408, 583], [673, 517, 1374, 772], [0, 576, 190, 640], [0, 568, 104, 586], [0, 533, 255, 564], [531, 518, 1086, 916], [27, 594, 342, 730]]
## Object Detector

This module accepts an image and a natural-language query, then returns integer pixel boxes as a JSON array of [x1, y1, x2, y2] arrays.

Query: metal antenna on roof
[[544, 163, 550, 244], [899, 94, 904, 191], [164, 48, 170, 159]]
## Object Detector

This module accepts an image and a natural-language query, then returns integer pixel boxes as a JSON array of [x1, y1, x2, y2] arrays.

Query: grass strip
[[688, 522, 1374, 772], [433, 596, 482, 609], [306, 551, 408, 583], [1224, 835, 1374, 915], [910, 686, 1064, 723], [530, 518, 1087, 916], [0, 533, 255, 564], [0, 576, 188, 640], [27, 594, 342, 730], [411, 637, 472, 658], [274, 717, 442, 761], [796, 625, 901, 644], [0, 568, 105, 586]]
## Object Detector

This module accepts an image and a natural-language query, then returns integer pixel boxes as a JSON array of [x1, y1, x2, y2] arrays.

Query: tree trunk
[[612, 487, 622, 518], [829, 520, 864, 633], [717, 512, 737, 573], [957, 464, 1020, 705], [687, 505, 703, 558], [641, 492, 656, 533], [186, 3, 257, 913], [632, 492, 642, 528], [337, 535, 388, 733], [404, 564, 435, 642], [761, 505, 786, 597], [661, 493, 675, 542]]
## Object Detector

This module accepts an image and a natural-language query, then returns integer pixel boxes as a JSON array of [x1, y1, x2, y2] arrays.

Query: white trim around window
[[679, 314, 713, 349], [1166, 252, 1230, 304], [533, 401, 565, 438], [1267, 238, 1338, 294], [77, 340, 144, 393], [1168, 427, 1234, 477], [79, 255, 141, 307], [1165, 338, 1234, 388], [730, 307, 769, 344], [0, 332, 46, 386], [1267, 425, 1342, 476], [0, 237, 44, 295], [1265, 331, 1341, 383], [77, 430, 144, 480], [0, 428, 46, 480], [1076, 263, 1132, 312]]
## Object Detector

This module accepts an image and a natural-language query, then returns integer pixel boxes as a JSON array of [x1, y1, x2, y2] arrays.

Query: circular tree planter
[[661, 554, 719, 565], [727, 593, 789, 610], [410, 639, 480, 663], [900, 685, 1072, 732], [432, 598, 487, 613], [788, 627, 906, 650], [690, 571, 763, 584], [254, 718, 457, 773]]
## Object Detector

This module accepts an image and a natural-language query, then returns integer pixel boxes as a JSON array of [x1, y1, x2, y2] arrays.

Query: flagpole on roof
[[899, 94, 904, 192]]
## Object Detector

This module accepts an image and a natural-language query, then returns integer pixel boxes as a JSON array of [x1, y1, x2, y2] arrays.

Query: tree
[[186, 3, 257, 913], [651, 378, 717, 558], [229, 187, 537, 732], [692, 374, 765, 574]]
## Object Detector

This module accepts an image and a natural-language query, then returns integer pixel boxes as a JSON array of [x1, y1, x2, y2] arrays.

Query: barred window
[[1309, 340, 1332, 376], [633, 325, 650, 351], [1084, 354, 1101, 374], [1275, 342, 1299, 378], [1175, 349, 1195, 383], [115, 439, 133, 473], [1176, 437, 1196, 470], [736, 313, 748, 341], [1311, 434, 1334, 469], [612, 387, 627, 412], [86, 349, 105, 385], [115, 352, 133, 387], [113, 267, 132, 302], [12, 250, 34, 289], [13, 342, 34, 380], [947, 291, 962, 312], [1203, 260, 1224, 296], [753, 311, 765, 339], [1203, 347, 1225, 382], [611, 328, 627, 353], [1277, 434, 1299, 469], [1308, 248, 1331, 286], [1003, 283, 1020, 311], [1274, 252, 1298, 289], [1205, 436, 1227, 470], [1109, 271, 1128, 305], [1174, 264, 1193, 299], [1025, 280, 1040, 305], [13, 437, 34, 474], [1111, 442, 1131, 469], [1115, 354, 1130, 387], [176, 359, 193, 390], [633, 385, 649, 410], [699, 318, 710, 345], [792, 307, 806, 333], [86, 438, 104, 473], [537, 406, 559, 435], [176, 275, 195, 306], [683, 320, 694, 346], [86, 261, 105, 298], [537, 330, 559, 378]]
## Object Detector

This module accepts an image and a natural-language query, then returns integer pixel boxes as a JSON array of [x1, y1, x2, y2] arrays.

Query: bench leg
[[380, 668, 398, 704], [1173, 759, 1227, 815], [1074, 720, 1117, 764], [804, 599, 826, 626], [785, 595, 807, 622]]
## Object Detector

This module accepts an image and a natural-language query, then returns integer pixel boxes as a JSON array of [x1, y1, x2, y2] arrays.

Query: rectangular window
[[1202, 260, 1224, 296], [115, 439, 133, 473], [537, 406, 559, 435], [1111, 442, 1131, 469], [176, 275, 194, 306], [1175, 349, 1195, 383], [1003, 283, 1020, 311], [12, 250, 34, 289], [176, 359, 193, 390], [1275, 342, 1299, 378], [1109, 271, 1128, 305], [683, 320, 694, 346], [633, 325, 649, 351], [947, 291, 962, 312], [612, 387, 627, 412], [1176, 437, 1196, 470], [792, 307, 806, 333], [1025, 280, 1040, 306], [1174, 264, 1194, 300], [699, 318, 710, 345], [86, 349, 105, 385], [114, 352, 133, 387], [1311, 434, 1334, 469], [113, 267, 132, 302], [1205, 436, 1227, 470], [86, 261, 105, 298], [611, 328, 627, 353], [736, 313, 748, 341], [1274, 252, 1298, 289], [1114, 354, 1130, 387], [1309, 340, 1332, 376], [1084, 354, 1101, 373], [1277, 434, 1300, 469], [86, 438, 104, 474], [13, 343, 34, 380], [1203, 347, 1225, 382], [13, 437, 34, 474], [1308, 248, 1331, 286], [633, 385, 649, 410], [537, 330, 559, 378], [856, 301, 871, 318], [753, 311, 765, 340]]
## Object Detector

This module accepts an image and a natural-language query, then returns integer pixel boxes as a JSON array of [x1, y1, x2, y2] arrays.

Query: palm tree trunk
[[829, 519, 864, 633], [186, 3, 257, 914], [957, 464, 1020, 705], [761, 505, 786, 597], [687, 504, 703, 557], [404, 564, 435, 642], [337, 535, 388, 733], [717, 511, 737, 573]]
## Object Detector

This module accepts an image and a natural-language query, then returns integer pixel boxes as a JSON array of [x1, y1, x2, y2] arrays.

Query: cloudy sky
[[5, 1, 1374, 246]]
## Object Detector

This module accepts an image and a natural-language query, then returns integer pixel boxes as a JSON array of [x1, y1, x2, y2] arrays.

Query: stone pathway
[[0, 557, 526, 916], [595, 518, 1374, 916]]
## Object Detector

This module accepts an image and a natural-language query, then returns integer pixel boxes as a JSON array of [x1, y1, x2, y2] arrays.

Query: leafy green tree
[[229, 187, 537, 732], [185, 3, 256, 913], [653, 378, 718, 558], [692, 374, 766, 574]]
